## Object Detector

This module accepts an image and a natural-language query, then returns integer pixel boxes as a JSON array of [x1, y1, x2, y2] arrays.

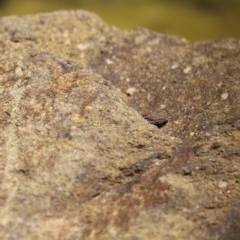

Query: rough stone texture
[[0, 10, 239, 240]]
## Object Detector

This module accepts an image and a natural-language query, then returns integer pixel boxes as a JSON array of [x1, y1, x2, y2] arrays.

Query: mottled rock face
[[0, 10, 240, 240]]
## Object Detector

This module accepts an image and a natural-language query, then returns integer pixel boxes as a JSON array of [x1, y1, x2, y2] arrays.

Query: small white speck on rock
[[221, 92, 229, 100], [218, 180, 228, 189], [183, 66, 192, 74], [205, 132, 212, 137], [77, 43, 90, 50], [105, 59, 114, 65], [126, 87, 137, 96]]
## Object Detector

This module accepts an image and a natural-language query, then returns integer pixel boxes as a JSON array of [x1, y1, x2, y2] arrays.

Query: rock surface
[[0, 10, 239, 240]]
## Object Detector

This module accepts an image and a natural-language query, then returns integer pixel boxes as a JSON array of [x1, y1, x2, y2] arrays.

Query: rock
[[0, 10, 239, 240]]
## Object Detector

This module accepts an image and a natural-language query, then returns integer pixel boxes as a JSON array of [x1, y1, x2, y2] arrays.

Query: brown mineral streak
[[80, 91, 98, 116]]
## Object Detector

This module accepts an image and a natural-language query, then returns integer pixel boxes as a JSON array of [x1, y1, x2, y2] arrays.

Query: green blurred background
[[0, 0, 239, 41]]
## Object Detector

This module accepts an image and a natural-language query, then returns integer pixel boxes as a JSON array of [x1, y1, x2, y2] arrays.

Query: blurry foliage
[[0, 0, 239, 40], [168, 0, 239, 10]]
